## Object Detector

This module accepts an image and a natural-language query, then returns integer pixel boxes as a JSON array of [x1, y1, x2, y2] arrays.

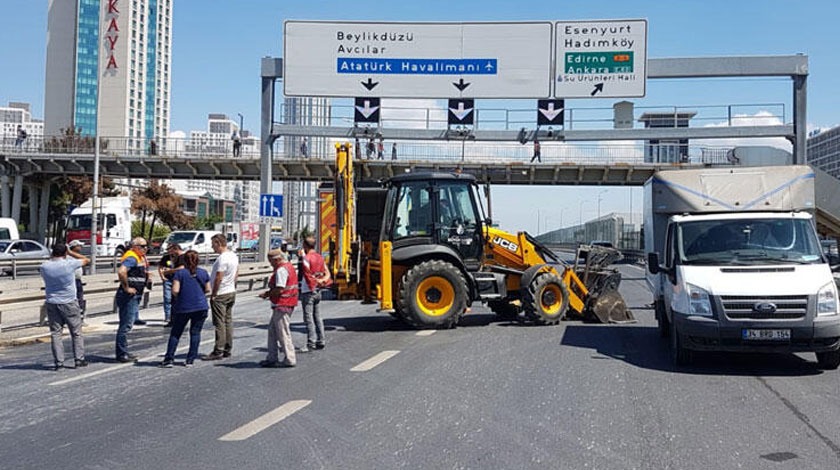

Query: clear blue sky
[[2, 0, 839, 234]]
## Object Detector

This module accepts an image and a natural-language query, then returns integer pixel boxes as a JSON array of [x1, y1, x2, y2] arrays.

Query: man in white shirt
[[203, 234, 239, 360]]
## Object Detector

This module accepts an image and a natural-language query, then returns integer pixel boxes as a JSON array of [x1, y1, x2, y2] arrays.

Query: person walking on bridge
[[40, 243, 90, 370], [530, 137, 541, 163]]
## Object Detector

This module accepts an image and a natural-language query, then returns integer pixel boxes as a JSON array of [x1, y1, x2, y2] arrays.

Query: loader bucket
[[587, 290, 635, 323]]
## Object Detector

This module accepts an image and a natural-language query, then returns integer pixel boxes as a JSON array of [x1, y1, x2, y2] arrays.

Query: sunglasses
[[136, 244, 148, 248]]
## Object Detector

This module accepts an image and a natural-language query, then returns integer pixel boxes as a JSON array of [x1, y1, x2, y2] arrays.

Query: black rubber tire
[[522, 273, 570, 325], [670, 318, 692, 366], [656, 299, 670, 338], [488, 300, 520, 321], [397, 260, 467, 329], [816, 350, 840, 370]]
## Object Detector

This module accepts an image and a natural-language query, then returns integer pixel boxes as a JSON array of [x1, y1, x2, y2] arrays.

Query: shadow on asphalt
[[324, 313, 515, 332], [561, 324, 825, 377]]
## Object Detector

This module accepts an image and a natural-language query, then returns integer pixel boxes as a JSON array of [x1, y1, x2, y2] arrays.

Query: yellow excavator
[[326, 143, 633, 328]]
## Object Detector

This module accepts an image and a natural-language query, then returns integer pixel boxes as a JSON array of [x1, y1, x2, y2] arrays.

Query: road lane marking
[[49, 338, 215, 386], [415, 330, 436, 336], [350, 350, 400, 372], [218, 400, 311, 441]]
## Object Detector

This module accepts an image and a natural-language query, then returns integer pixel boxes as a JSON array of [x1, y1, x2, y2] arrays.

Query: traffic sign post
[[284, 21, 553, 98], [554, 19, 648, 98], [260, 193, 283, 218]]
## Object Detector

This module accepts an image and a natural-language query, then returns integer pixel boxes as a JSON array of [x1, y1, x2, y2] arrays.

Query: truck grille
[[720, 295, 808, 320]]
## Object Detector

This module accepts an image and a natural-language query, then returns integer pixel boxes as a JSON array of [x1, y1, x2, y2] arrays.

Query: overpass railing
[[1, 134, 739, 166]]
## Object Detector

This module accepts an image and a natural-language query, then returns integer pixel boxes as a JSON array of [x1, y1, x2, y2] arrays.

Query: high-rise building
[[808, 126, 840, 179], [165, 114, 261, 222], [0, 102, 44, 143], [44, 0, 173, 145]]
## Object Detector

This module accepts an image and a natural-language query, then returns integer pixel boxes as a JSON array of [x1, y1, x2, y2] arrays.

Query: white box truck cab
[[161, 230, 220, 254], [66, 197, 133, 257], [645, 165, 840, 368], [0, 218, 20, 240]]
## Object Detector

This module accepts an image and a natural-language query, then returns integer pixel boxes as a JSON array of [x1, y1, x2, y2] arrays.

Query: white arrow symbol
[[355, 100, 379, 119], [269, 196, 277, 217], [449, 102, 473, 121], [539, 102, 564, 122], [261, 195, 268, 216]]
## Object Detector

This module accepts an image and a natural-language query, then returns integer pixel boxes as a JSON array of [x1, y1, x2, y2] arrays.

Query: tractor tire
[[816, 350, 840, 370], [670, 319, 692, 367], [488, 300, 520, 322], [397, 260, 467, 329], [522, 273, 570, 325]]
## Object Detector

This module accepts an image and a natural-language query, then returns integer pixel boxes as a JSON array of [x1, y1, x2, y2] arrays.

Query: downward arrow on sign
[[355, 100, 379, 118], [538, 102, 564, 121], [449, 102, 473, 121]]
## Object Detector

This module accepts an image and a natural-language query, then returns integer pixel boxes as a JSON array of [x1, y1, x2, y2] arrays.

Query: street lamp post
[[597, 189, 607, 221]]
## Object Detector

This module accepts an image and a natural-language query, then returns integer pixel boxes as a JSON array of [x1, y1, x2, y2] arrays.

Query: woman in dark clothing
[[160, 251, 210, 367]]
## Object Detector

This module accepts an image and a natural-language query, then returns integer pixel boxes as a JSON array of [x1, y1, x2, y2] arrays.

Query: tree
[[193, 214, 223, 230], [131, 180, 192, 239]]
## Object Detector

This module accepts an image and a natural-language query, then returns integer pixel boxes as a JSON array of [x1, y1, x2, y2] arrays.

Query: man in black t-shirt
[[158, 243, 184, 327]]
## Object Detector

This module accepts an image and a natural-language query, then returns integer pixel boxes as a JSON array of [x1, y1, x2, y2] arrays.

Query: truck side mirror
[[647, 252, 660, 274]]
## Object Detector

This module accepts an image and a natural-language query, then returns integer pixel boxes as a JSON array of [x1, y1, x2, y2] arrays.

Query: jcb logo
[[492, 236, 518, 253]]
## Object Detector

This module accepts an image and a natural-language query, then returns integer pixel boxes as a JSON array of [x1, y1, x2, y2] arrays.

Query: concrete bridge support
[[11, 175, 23, 222], [0, 174, 10, 218], [38, 182, 50, 243], [28, 183, 40, 236]]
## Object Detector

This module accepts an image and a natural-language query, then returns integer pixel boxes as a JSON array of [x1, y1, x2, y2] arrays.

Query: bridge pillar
[[0, 174, 10, 218], [28, 183, 39, 235], [38, 181, 50, 244], [11, 175, 23, 222]]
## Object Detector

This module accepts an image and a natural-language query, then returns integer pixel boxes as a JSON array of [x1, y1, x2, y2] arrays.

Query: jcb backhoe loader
[[327, 143, 633, 328]]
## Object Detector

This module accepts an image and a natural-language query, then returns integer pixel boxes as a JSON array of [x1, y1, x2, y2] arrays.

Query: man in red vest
[[297, 236, 331, 352], [259, 249, 298, 368]]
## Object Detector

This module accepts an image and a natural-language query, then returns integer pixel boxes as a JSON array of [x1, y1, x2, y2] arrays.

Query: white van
[[0, 218, 20, 240], [161, 230, 221, 254]]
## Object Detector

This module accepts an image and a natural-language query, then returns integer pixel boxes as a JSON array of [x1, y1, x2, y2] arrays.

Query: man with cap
[[158, 243, 184, 328], [40, 242, 90, 370], [259, 249, 298, 368], [67, 240, 88, 324]]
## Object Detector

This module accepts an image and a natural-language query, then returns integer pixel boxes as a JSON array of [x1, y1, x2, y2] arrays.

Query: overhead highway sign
[[283, 21, 553, 98], [554, 19, 648, 98]]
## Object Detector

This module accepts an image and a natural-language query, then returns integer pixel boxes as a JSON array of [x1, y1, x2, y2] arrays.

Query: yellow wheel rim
[[541, 283, 563, 315], [415, 276, 455, 317]]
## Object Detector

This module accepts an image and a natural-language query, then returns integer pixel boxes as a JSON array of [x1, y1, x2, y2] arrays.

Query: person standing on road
[[67, 240, 88, 325], [297, 236, 331, 352], [158, 243, 184, 328], [259, 249, 299, 368], [40, 243, 90, 370], [114, 237, 149, 363], [160, 251, 210, 368], [203, 234, 239, 361]]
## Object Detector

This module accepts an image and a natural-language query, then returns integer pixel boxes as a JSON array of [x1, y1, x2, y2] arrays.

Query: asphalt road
[[1, 265, 839, 469]]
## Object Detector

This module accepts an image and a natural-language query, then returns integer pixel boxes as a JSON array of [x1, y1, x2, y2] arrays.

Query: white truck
[[66, 196, 133, 258], [644, 165, 840, 368]]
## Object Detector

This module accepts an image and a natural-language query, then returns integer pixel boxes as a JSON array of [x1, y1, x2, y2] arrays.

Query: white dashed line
[[49, 338, 215, 386], [350, 350, 400, 372], [218, 400, 311, 441], [415, 330, 436, 337]]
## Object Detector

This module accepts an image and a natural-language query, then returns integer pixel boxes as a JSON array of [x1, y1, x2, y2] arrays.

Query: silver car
[[0, 239, 51, 262]]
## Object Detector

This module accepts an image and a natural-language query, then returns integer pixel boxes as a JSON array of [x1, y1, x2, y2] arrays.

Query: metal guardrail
[[0, 250, 262, 280]]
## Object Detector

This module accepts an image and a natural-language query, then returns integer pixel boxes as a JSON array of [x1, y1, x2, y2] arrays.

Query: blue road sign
[[260, 194, 284, 217]]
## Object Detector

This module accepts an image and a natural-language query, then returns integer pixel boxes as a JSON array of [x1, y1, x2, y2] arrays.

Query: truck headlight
[[817, 282, 839, 316], [687, 283, 713, 316]]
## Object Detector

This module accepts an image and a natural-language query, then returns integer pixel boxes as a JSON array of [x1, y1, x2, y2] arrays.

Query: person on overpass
[[530, 137, 542, 163]]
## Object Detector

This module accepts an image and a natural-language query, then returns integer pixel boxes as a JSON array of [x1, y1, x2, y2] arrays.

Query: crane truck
[[322, 143, 632, 328], [645, 165, 840, 368]]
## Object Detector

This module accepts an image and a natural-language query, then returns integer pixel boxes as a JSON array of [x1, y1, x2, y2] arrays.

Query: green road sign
[[564, 51, 634, 74]]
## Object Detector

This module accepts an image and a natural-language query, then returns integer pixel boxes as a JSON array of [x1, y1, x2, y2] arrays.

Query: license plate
[[742, 329, 791, 341]]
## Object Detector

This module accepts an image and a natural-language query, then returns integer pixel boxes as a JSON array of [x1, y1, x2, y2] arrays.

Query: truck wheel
[[398, 260, 467, 329], [522, 273, 570, 325], [816, 350, 840, 370], [488, 300, 520, 321], [656, 299, 670, 338], [670, 320, 692, 366]]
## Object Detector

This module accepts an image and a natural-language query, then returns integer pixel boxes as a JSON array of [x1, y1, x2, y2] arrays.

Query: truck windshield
[[67, 214, 117, 230], [678, 218, 824, 265], [167, 232, 197, 244]]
